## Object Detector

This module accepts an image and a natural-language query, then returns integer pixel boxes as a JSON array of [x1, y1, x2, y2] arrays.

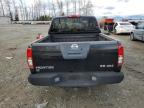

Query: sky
[[91, 0, 144, 16], [23, 0, 144, 16]]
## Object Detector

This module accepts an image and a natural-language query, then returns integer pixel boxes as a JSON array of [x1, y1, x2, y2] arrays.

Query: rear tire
[[130, 33, 135, 41]]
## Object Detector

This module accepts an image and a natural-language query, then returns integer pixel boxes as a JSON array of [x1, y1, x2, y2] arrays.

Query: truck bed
[[37, 33, 113, 43]]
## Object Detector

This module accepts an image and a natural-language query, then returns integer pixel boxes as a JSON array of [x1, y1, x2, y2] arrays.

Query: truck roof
[[53, 15, 96, 19]]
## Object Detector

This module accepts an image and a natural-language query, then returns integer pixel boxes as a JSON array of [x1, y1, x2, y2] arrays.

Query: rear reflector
[[27, 48, 34, 69], [118, 43, 124, 67]]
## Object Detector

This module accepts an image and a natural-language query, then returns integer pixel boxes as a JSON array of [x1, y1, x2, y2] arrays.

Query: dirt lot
[[0, 24, 144, 108]]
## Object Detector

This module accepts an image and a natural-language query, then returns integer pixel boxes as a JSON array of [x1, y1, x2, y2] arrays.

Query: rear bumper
[[28, 72, 124, 87], [117, 29, 132, 34]]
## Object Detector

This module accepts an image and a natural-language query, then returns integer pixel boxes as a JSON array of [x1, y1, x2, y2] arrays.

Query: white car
[[113, 22, 135, 34]]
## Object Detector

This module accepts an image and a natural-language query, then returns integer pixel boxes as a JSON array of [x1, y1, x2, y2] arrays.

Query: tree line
[[0, 0, 94, 21]]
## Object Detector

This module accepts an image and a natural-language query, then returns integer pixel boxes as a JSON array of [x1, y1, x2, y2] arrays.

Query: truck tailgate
[[32, 41, 118, 73]]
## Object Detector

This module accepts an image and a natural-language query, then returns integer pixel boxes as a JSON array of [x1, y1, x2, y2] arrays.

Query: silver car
[[130, 23, 144, 41]]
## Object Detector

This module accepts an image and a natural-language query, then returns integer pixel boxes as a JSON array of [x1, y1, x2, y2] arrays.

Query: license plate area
[[65, 74, 91, 80]]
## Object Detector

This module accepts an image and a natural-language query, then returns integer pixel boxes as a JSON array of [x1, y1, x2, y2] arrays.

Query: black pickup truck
[[27, 16, 124, 87]]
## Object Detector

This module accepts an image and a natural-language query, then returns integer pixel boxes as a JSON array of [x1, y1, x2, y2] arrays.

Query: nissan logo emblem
[[71, 44, 79, 50]]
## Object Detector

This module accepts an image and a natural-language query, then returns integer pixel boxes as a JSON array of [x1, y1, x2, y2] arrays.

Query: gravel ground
[[0, 24, 144, 108]]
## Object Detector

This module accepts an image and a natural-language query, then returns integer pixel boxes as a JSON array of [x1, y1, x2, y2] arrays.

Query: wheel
[[130, 33, 135, 41]]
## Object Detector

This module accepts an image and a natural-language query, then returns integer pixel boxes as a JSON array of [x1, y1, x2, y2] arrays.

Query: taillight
[[68, 15, 80, 18], [27, 48, 34, 69], [118, 43, 124, 67]]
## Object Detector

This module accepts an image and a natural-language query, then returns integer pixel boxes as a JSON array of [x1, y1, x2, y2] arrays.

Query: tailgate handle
[[68, 52, 81, 55], [60, 43, 90, 59]]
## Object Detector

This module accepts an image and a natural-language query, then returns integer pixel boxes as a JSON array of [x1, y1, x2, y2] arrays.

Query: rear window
[[49, 17, 100, 33], [137, 23, 144, 29]]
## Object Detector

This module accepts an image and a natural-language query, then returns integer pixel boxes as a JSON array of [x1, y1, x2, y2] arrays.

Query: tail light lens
[[118, 43, 124, 67], [68, 15, 80, 18], [27, 48, 34, 69]]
